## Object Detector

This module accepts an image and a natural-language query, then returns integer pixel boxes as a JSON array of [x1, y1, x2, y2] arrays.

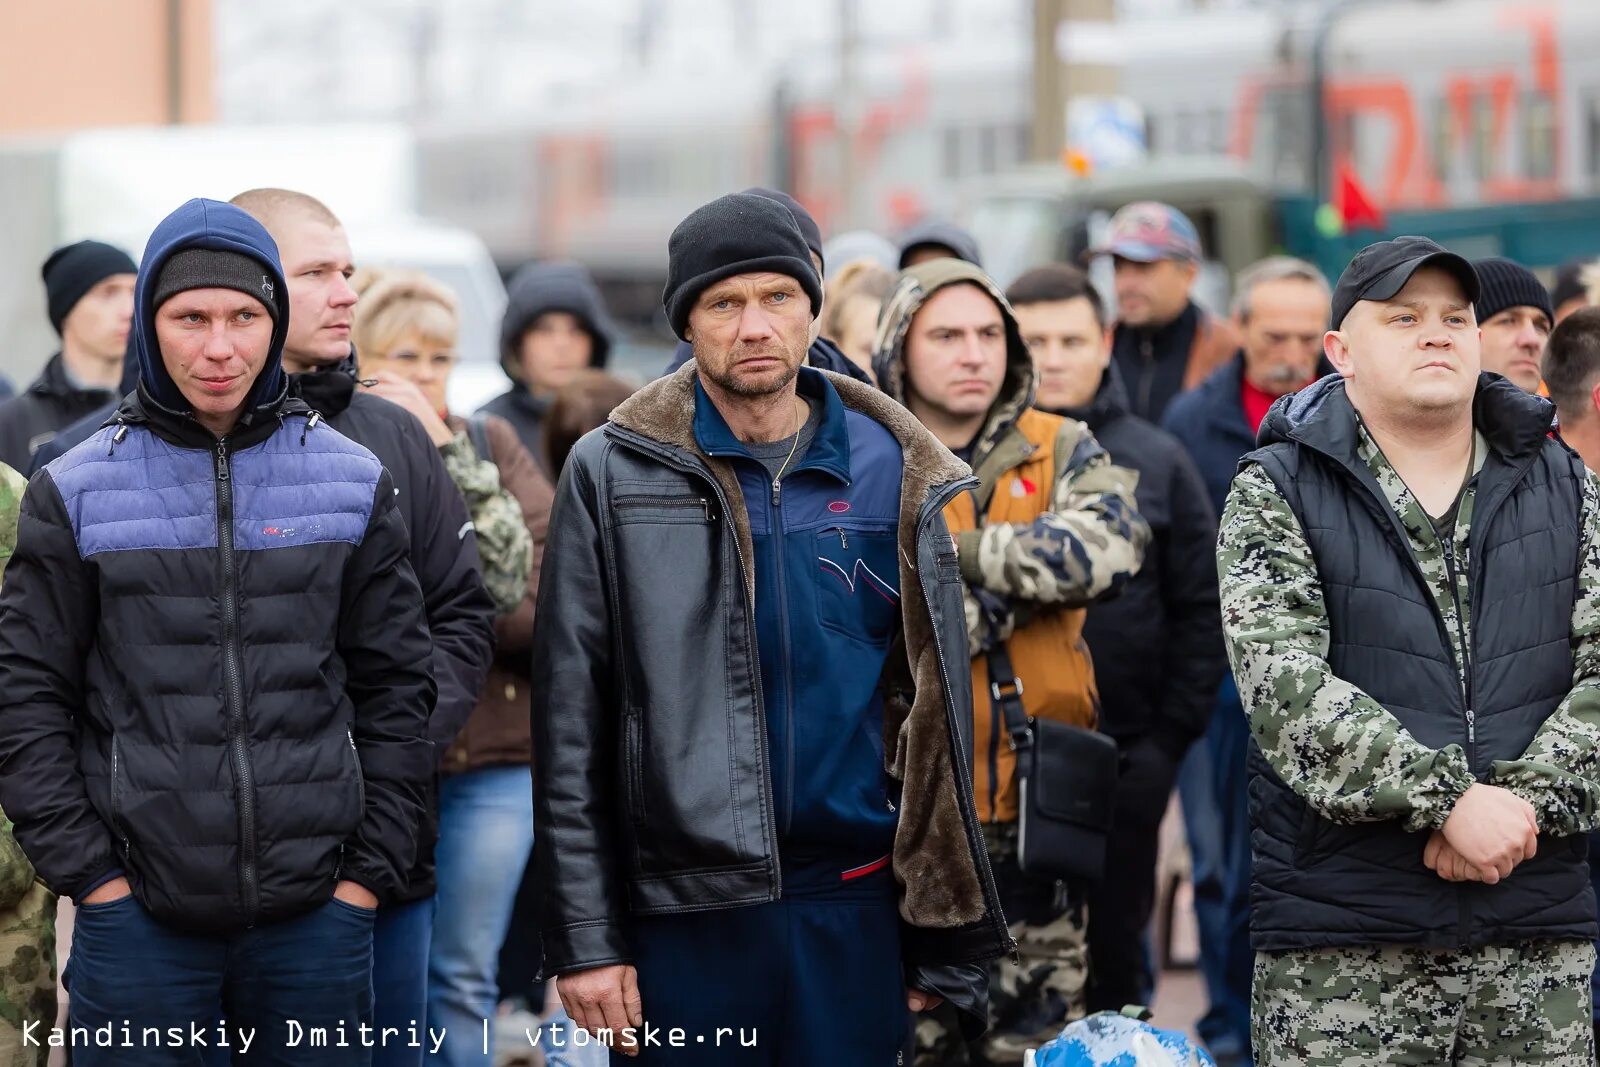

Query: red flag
[[1336, 163, 1386, 231]]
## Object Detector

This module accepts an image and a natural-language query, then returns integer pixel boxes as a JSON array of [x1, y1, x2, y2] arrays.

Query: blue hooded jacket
[[0, 199, 438, 934], [133, 198, 290, 417]]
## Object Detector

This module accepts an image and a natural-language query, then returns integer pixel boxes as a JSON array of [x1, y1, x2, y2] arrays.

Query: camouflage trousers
[[0, 881, 56, 1067], [1252, 940, 1596, 1066], [914, 822, 1088, 1065]]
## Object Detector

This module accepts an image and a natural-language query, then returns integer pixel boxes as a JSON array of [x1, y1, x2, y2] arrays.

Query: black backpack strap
[[465, 413, 495, 464]]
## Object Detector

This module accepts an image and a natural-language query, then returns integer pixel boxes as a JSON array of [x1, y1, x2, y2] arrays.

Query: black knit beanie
[[740, 186, 824, 272], [1473, 257, 1554, 323], [41, 240, 138, 335], [152, 248, 280, 321], [663, 193, 823, 341]]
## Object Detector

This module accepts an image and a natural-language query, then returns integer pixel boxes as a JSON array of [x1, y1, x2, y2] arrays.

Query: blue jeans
[[65, 893, 374, 1066], [427, 766, 535, 1066], [1179, 675, 1254, 1062], [371, 896, 436, 1067]]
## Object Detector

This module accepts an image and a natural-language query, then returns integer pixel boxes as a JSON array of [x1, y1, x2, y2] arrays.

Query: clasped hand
[[1423, 783, 1539, 884]]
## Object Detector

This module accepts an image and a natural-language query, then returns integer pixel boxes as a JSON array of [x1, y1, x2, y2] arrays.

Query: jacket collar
[[691, 366, 851, 484], [1260, 372, 1556, 466], [289, 350, 359, 418], [112, 378, 305, 452], [31, 352, 111, 402]]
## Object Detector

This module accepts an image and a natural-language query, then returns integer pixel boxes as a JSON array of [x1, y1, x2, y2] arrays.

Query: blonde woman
[[821, 258, 893, 385], [352, 268, 558, 1066]]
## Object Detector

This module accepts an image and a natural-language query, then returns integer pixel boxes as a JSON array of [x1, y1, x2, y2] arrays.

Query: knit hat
[[663, 193, 823, 341], [151, 248, 280, 321], [741, 187, 824, 272], [1473, 257, 1554, 324], [500, 261, 616, 378], [41, 240, 137, 335]]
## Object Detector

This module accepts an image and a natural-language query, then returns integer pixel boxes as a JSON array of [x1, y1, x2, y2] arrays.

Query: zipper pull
[[700, 497, 713, 522], [1466, 708, 1476, 744], [215, 437, 230, 480], [772, 477, 783, 508], [838, 528, 849, 551]]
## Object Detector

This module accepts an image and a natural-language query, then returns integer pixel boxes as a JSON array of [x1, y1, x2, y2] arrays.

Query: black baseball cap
[[1329, 236, 1480, 330]]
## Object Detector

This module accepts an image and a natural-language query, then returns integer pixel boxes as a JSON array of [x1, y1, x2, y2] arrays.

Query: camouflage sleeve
[[0, 463, 22, 576], [1488, 469, 1600, 836], [438, 432, 534, 615], [0, 468, 37, 910], [956, 423, 1149, 608], [1219, 462, 1473, 830]]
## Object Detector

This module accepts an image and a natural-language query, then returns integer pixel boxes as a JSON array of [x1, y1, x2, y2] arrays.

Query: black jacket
[[1246, 375, 1596, 950], [292, 359, 498, 901], [0, 201, 437, 934], [532, 364, 1012, 1035], [1054, 368, 1224, 755], [0, 353, 115, 470], [27, 346, 139, 476]]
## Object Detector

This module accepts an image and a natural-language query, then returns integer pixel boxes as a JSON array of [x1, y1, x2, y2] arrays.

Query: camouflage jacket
[[0, 462, 44, 907], [867, 256, 1148, 654], [439, 429, 533, 615], [1219, 422, 1600, 836], [957, 415, 1149, 653]]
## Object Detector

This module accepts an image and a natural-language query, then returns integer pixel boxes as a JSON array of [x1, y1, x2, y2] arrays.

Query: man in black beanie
[[660, 186, 873, 383], [534, 191, 1011, 1063], [0, 240, 136, 469], [1473, 256, 1555, 394]]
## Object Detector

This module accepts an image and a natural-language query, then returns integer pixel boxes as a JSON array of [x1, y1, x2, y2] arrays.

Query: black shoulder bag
[[989, 643, 1119, 883]]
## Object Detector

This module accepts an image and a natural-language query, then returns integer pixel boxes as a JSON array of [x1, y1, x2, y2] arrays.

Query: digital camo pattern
[[1217, 460, 1473, 831], [0, 464, 22, 576], [439, 431, 533, 614], [0, 470, 54, 1067], [1252, 940, 1594, 1066], [1489, 467, 1600, 837], [1219, 421, 1600, 836]]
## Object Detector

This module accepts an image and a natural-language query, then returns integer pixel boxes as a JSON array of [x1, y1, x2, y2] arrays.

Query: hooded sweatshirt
[[873, 258, 1149, 822], [0, 199, 436, 931], [479, 261, 616, 466]]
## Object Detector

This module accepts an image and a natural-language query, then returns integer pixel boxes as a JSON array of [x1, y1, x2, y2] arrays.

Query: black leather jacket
[[531, 365, 1013, 1036]]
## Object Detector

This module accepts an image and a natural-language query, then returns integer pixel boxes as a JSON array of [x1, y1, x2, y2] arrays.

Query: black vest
[[1243, 375, 1595, 952]]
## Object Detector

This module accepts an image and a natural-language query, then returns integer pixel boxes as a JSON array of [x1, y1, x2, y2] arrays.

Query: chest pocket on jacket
[[814, 526, 900, 645]]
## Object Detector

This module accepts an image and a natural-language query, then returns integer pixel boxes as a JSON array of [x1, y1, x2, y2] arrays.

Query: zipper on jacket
[[917, 479, 1018, 960], [1439, 535, 1476, 772], [770, 475, 797, 837], [603, 427, 783, 901], [824, 526, 849, 551], [347, 729, 366, 812], [216, 436, 260, 924], [614, 495, 714, 522]]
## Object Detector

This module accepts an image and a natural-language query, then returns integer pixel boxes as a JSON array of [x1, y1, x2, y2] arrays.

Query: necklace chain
[[773, 395, 803, 482]]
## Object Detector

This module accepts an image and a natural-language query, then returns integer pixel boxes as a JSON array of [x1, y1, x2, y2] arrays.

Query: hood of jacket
[[133, 199, 290, 420], [873, 257, 1035, 465], [1257, 371, 1556, 464], [500, 261, 616, 379], [897, 220, 983, 268]]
